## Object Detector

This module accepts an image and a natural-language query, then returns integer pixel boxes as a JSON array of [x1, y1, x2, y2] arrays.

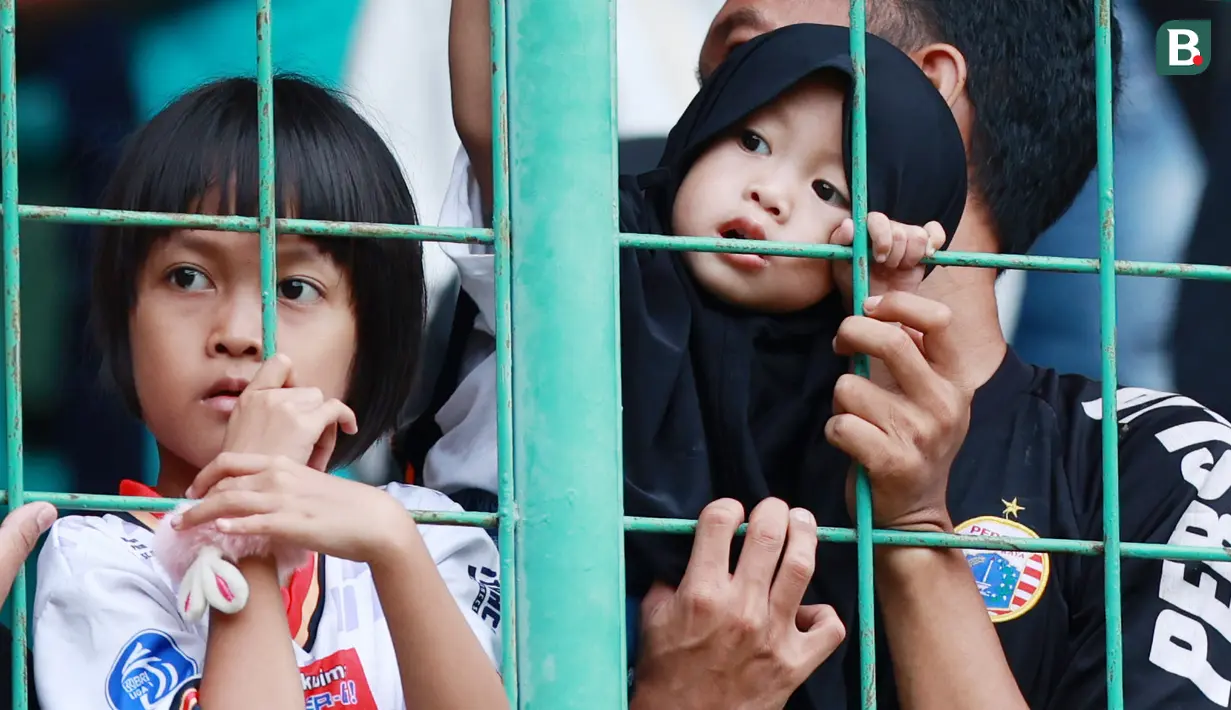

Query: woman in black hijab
[[618, 22, 968, 597]]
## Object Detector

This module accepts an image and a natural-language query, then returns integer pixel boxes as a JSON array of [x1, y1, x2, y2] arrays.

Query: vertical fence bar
[[505, 0, 624, 707], [1094, 0, 1123, 706], [607, 0, 629, 694], [0, 0, 27, 707], [488, 0, 519, 703], [256, 0, 277, 355], [847, 2, 876, 707]]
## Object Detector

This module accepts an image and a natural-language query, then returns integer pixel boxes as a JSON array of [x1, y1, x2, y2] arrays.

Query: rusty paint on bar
[[1094, 0, 1123, 704], [11, 202, 1231, 282], [846, 2, 877, 706], [256, 0, 277, 356], [5, 204, 494, 243], [0, 0, 28, 704], [489, 0, 519, 701]]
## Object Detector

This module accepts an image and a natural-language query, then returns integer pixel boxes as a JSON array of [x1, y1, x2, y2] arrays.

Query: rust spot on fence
[[497, 212, 511, 244], [499, 94, 511, 194], [8, 242, 20, 397], [12, 609, 27, 687], [861, 636, 877, 707], [29, 206, 68, 219], [295, 218, 491, 244]]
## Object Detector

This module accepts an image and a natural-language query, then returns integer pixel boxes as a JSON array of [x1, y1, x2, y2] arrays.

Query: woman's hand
[[0, 502, 55, 608], [178, 452, 413, 565]]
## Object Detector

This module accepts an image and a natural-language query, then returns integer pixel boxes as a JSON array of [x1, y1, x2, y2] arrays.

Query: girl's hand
[[178, 452, 413, 564], [221, 353, 359, 471]]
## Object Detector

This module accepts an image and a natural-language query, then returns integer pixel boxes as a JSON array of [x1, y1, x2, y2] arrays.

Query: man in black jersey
[[413, 0, 1227, 706], [627, 1, 1231, 709]]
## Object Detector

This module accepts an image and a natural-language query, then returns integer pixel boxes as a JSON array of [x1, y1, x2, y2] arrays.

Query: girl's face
[[129, 228, 357, 474], [672, 77, 852, 313]]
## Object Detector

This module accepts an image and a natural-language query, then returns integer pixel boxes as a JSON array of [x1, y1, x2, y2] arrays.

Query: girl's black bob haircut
[[92, 74, 424, 469]]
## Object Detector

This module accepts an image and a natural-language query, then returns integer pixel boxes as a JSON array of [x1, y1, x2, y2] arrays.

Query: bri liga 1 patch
[[106, 629, 199, 710], [956, 515, 1051, 623]]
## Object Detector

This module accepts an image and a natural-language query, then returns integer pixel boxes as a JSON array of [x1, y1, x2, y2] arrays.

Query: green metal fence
[[5, 0, 1231, 709]]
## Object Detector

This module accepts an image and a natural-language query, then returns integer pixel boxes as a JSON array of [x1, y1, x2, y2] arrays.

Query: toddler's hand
[[178, 452, 413, 565], [218, 353, 358, 475], [830, 213, 945, 309]]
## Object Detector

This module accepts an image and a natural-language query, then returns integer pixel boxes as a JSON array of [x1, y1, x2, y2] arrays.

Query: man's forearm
[[876, 545, 1027, 710]]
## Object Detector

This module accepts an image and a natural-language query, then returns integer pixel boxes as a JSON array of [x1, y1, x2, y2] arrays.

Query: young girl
[[420, 12, 967, 599], [32, 76, 507, 710]]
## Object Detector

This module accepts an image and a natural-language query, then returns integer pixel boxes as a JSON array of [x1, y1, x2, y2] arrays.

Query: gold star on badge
[[1002, 498, 1025, 519]]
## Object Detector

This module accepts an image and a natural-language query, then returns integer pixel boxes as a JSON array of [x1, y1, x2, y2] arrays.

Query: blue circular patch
[[106, 630, 199, 710]]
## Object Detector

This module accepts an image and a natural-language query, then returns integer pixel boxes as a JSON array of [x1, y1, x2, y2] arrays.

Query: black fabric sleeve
[[1050, 389, 1231, 709]]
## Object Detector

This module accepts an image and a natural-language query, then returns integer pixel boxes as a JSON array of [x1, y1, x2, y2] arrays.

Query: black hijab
[[616, 23, 967, 597]]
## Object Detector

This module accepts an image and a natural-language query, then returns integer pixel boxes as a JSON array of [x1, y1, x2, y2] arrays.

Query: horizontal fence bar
[[621, 233, 1231, 280], [623, 519, 1231, 562], [7, 204, 1231, 281], [20, 491, 1231, 562], [25, 491, 502, 527], [2, 205, 494, 243]]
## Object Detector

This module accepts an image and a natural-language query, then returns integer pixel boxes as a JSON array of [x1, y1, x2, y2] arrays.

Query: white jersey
[[421, 146, 501, 498], [32, 481, 502, 710]]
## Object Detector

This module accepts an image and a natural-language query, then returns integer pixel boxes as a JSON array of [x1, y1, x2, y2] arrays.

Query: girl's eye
[[168, 267, 210, 292], [813, 180, 850, 208], [739, 130, 770, 155], [278, 278, 323, 303]]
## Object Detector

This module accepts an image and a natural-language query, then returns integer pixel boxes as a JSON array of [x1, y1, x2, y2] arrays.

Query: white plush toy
[[152, 501, 310, 621]]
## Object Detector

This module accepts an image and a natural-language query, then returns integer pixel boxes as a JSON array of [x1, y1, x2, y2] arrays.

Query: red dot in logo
[[1195, 53, 1204, 65]]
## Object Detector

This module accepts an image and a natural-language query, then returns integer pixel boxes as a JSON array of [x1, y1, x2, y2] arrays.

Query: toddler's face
[[673, 77, 851, 313]]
